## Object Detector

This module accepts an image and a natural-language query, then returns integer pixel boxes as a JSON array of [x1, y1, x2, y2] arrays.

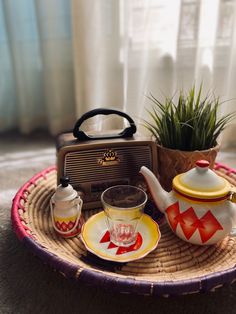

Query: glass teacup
[[101, 185, 147, 247]]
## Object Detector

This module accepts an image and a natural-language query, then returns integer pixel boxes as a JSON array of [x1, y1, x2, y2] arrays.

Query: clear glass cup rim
[[101, 184, 148, 211]]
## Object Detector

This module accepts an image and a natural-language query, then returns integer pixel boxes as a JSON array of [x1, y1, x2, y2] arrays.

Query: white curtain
[[1, 0, 236, 146], [0, 0, 75, 134]]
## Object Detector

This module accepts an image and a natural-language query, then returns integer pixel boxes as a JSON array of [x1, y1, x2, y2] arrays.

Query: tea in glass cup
[[101, 185, 147, 247]]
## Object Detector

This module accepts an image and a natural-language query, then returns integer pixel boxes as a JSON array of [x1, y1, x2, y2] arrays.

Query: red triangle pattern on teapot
[[166, 202, 223, 243], [180, 207, 199, 240], [196, 210, 223, 243]]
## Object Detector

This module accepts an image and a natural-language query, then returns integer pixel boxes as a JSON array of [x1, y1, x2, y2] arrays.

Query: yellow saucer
[[80, 212, 161, 263]]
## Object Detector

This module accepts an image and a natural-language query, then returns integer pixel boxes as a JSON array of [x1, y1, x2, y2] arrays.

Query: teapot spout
[[140, 166, 169, 213]]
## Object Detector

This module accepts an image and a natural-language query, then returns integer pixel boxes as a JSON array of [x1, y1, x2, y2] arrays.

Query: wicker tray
[[11, 163, 236, 296]]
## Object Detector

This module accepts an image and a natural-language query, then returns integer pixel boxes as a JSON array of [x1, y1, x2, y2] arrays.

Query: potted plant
[[144, 85, 235, 191]]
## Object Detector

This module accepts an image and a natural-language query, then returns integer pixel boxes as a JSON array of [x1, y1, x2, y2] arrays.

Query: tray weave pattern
[[11, 163, 236, 296]]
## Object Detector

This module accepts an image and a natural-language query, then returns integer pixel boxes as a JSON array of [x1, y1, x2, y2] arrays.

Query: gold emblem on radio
[[98, 149, 120, 166]]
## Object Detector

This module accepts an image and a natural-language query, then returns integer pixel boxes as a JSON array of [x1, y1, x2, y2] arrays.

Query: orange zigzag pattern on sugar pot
[[166, 202, 223, 243]]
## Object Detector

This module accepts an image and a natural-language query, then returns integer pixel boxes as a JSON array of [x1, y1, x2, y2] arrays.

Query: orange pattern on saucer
[[100, 231, 143, 255]]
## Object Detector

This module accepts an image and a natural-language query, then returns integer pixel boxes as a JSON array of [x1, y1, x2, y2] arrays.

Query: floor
[[1, 132, 236, 314]]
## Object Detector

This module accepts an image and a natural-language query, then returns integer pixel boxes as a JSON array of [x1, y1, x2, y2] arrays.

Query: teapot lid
[[52, 177, 78, 202], [172, 160, 231, 201]]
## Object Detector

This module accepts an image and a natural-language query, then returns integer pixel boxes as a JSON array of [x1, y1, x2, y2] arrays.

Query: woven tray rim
[[11, 163, 236, 296]]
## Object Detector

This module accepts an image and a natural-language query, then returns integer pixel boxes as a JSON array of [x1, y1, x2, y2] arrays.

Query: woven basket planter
[[11, 163, 236, 296], [157, 144, 220, 191]]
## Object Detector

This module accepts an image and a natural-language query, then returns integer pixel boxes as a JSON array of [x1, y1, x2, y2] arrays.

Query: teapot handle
[[229, 190, 236, 237], [229, 190, 236, 203], [50, 197, 83, 235]]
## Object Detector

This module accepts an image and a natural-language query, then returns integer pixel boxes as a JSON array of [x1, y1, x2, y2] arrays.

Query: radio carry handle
[[73, 108, 137, 141]]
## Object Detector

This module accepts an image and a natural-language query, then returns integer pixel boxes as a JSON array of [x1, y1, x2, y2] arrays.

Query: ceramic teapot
[[50, 177, 83, 238], [140, 160, 236, 245]]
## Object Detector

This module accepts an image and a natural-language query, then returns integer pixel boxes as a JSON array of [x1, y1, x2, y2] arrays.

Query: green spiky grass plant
[[144, 86, 236, 151]]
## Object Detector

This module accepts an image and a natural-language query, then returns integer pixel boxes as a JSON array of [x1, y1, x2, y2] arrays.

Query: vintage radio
[[56, 108, 158, 210]]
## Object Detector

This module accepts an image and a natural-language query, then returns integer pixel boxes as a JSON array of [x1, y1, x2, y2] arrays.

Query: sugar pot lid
[[52, 177, 78, 202], [172, 160, 231, 201]]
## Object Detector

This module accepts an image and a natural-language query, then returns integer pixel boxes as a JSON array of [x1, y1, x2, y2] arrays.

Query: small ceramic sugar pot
[[50, 177, 83, 238], [140, 160, 236, 245]]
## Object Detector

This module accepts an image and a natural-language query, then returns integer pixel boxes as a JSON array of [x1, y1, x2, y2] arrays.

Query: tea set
[[50, 159, 236, 262]]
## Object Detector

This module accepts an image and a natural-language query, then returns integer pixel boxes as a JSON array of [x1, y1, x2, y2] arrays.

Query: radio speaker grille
[[64, 146, 152, 186]]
